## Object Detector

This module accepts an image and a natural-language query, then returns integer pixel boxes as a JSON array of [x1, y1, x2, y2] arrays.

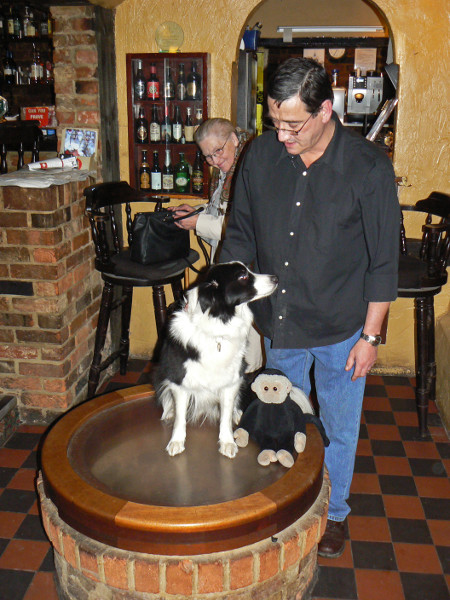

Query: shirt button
[[290, 231, 294, 236], [302, 171, 307, 176], [279, 315, 283, 320], [284, 261, 289, 266], [296, 201, 301, 206], [282, 289, 286, 293]]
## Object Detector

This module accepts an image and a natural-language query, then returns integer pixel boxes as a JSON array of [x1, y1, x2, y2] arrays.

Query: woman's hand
[[170, 204, 200, 231]]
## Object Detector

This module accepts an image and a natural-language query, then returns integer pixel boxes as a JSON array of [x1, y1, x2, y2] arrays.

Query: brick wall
[[51, 4, 101, 175], [0, 179, 101, 423]]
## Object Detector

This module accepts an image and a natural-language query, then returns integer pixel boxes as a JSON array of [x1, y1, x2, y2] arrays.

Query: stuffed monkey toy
[[234, 369, 330, 468]]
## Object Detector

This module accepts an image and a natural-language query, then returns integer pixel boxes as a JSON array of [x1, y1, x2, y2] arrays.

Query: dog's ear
[[197, 281, 218, 313]]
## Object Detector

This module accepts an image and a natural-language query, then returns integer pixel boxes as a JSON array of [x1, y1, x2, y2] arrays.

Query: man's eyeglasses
[[202, 135, 231, 162], [264, 111, 318, 136]]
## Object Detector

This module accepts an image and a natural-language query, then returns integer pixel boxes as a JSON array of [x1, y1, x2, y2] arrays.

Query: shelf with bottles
[[126, 52, 209, 198]]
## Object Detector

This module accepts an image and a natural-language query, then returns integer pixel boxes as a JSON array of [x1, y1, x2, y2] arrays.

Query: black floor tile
[[400, 572, 449, 600], [408, 457, 447, 477], [364, 384, 388, 397], [312, 566, 357, 599], [364, 410, 396, 425], [0, 569, 34, 600], [383, 375, 412, 386], [21, 451, 39, 470], [427, 412, 444, 427], [379, 474, 418, 496], [39, 547, 56, 572], [14, 514, 48, 542], [390, 397, 416, 412], [436, 546, 450, 575], [358, 423, 369, 439], [0, 489, 37, 513], [398, 426, 432, 442], [0, 466, 16, 487], [351, 540, 397, 570], [388, 517, 433, 544], [436, 441, 450, 459], [0, 537, 8, 557], [347, 493, 385, 517], [421, 497, 450, 520], [4, 432, 41, 451], [371, 439, 406, 457], [354, 455, 376, 474]]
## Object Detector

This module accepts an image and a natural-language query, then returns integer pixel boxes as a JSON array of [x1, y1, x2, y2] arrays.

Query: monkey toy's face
[[251, 374, 293, 405]]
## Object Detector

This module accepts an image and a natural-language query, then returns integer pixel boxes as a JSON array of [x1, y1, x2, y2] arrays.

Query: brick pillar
[[0, 179, 101, 423], [51, 4, 101, 174]]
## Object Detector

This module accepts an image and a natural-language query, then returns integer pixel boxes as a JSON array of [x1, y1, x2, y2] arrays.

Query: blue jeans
[[264, 328, 365, 522]]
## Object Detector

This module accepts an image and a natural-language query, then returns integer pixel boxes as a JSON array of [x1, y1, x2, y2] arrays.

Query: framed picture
[[61, 127, 98, 158], [303, 48, 325, 65]]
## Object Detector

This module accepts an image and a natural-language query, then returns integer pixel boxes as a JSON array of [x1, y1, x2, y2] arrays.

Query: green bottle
[[174, 152, 190, 193]]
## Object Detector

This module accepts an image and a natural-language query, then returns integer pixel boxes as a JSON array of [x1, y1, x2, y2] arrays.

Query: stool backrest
[[0, 121, 43, 172]]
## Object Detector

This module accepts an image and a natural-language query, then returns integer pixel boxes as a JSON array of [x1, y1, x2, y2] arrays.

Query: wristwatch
[[360, 332, 382, 346]]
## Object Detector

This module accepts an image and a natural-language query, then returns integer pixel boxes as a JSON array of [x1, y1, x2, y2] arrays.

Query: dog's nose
[[271, 275, 279, 285]]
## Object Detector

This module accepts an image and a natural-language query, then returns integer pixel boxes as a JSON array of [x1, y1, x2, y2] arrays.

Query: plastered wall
[[114, 0, 449, 373]]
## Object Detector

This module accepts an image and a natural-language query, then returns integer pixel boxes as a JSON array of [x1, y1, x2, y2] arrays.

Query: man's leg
[[263, 339, 314, 396]]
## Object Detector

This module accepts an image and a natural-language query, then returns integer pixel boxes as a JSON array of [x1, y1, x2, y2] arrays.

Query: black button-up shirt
[[220, 115, 400, 349]]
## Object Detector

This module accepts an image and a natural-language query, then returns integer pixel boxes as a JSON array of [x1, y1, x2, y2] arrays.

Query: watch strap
[[360, 332, 382, 346]]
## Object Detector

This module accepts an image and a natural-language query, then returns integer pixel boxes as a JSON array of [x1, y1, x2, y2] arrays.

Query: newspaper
[[0, 168, 95, 188]]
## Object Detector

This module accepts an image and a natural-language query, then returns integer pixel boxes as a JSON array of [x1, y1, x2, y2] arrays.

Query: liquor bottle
[[6, 7, 14, 39], [22, 6, 31, 37], [175, 152, 190, 193], [139, 150, 151, 190], [186, 61, 202, 101], [172, 105, 183, 143], [13, 7, 21, 39], [161, 104, 172, 143], [40, 12, 49, 37], [164, 67, 175, 100], [3, 50, 17, 85], [177, 63, 186, 100], [162, 149, 174, 192], [0, 8, 4, 41], [134, 59, 146, 101], [149, 105, 161, 143], [151, 150, 162, 191], [135, 107, 148, 144], [146, 63, 160, 100], [184, 107, 194, 143], [194, 107, 203, 134], [30, 44, 42, 83], [191, 150, 204, 194]]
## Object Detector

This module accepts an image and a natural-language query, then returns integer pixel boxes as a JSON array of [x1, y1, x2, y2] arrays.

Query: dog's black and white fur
[[154, 261, 278, 458]]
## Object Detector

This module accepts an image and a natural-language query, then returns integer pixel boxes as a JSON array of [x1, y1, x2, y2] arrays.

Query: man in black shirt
[[220, 58, 399, 558]]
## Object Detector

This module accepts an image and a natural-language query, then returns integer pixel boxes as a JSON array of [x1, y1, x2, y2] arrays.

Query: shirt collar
[[274, 112, 346, 173]]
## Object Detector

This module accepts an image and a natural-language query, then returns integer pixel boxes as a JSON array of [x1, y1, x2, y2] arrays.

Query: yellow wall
[[114, 0, 450, 372]]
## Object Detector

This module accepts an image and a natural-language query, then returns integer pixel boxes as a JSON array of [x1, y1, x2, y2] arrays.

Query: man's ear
[[320, 99, 334, 123]]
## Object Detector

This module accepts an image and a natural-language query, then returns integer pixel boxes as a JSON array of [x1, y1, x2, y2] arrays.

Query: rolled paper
[[28, 156, 82, 170]]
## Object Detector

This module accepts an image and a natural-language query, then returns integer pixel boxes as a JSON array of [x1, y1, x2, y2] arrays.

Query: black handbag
[[130, 209, 190, 265]]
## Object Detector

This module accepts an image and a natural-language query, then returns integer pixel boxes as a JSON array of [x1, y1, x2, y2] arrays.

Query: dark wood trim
[[95, 5, 120, 182], [259, 36, 389, 49]]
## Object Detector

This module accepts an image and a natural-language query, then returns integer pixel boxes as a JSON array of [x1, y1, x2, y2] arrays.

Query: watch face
[[329, 48, 346, 60]]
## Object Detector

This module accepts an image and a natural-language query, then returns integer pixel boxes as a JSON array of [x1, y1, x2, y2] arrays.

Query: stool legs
[[119, 286, 133, 375], [152, 285, 167, 337], [88, 282, 114, 398], [415, 296, 435, 437]]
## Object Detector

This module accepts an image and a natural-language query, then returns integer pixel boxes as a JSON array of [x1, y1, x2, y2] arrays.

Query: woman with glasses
[[171, 118, 250, 262]]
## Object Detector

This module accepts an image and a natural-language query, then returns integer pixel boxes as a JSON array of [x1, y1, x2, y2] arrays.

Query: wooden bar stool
[[0, 121, 42, 172]]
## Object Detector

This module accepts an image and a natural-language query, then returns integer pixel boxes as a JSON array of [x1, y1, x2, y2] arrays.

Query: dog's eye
[[264, 386, 269, 391], [238, 273, 248, 281]]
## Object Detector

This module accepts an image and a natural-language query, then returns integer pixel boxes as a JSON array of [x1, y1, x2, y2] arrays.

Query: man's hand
[[345, 338, 378, 381]]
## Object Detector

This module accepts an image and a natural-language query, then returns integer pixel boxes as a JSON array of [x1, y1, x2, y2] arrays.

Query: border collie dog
[[154, 261, 278, 458]]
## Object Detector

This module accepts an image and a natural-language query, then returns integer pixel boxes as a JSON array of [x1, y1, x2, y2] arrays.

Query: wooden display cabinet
[[126, 52, 209, 198]]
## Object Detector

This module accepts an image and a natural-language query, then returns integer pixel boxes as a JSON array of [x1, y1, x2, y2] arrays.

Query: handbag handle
[[164, 206, 204, 223]]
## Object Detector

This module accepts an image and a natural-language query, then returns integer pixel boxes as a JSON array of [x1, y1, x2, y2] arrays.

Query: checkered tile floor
[[0, 361, 448, 599]]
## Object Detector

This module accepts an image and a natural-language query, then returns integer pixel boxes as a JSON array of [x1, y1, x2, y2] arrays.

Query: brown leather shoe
[[318, 519, 346, 558]]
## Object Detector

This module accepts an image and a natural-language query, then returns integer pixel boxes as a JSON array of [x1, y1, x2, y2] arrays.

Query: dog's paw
[[258, 449, 277, 466], [233, 427, 249, 448], [166, 440, 185, 456], [219, 441, 238, 458]]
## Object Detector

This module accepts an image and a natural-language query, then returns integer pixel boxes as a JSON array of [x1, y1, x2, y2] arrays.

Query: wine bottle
[[175, 152, 190, 193], [139, 150, 151, 190], [177, 63, 186, 100], [151, 150, 162, 192], [149, 105, 161, 143], [164, 67, 175, 100], [3, 50, 16, 85], [186, 61, 202, 101], [161, 104, 172, 143], [194, 107, 203, 134], [6, 7, 14, 39], [135, 107, 148, 144], [134, 59, 146, 101], [30, 44, 42, 83], [146, 62, 160, 100], [172, 105, 183, 143], [184, 107, 194, 143], [191, 150, 204, 194], [162, 149, 174, 192], [13, 7, 21, 39]]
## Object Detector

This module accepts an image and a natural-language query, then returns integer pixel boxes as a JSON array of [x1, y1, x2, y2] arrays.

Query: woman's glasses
[[202, 134, 231, 162]]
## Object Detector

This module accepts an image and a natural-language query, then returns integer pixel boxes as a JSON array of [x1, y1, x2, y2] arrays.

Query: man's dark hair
[[267, 57, 333, 113]]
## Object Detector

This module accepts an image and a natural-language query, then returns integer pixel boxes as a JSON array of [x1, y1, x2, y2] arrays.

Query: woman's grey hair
[[194, 118, 236, 144]]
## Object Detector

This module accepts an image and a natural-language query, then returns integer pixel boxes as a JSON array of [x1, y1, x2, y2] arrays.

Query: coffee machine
[[347, 73, 383, 117]]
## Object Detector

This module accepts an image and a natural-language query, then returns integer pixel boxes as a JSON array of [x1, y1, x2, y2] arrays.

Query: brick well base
[[38, 472, 330, 600]]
